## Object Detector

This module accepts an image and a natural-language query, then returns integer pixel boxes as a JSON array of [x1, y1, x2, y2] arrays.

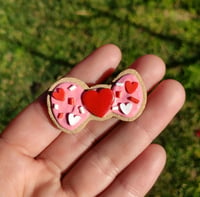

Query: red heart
[[125, 81, 138, 94], [52, 88, 65, 101], [82, 88, 113, 117]]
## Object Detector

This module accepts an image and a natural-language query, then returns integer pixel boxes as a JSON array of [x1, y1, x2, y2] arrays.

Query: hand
[[0, 44, 185, 197]]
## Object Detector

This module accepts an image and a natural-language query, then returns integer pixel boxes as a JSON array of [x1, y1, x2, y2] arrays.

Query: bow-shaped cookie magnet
[[47, 69, 147, 133]]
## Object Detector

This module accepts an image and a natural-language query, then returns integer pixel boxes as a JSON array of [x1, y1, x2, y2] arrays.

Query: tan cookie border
[[47, 69, 147, 134]]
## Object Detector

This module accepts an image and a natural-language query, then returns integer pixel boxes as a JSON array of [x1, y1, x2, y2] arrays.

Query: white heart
[[120, 103, 133, 115], [68, 113, 81, 126]]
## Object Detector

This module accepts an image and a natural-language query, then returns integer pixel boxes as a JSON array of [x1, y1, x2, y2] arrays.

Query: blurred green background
[[0, 0, 199, 196]]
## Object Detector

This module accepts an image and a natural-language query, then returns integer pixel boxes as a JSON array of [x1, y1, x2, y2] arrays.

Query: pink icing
[[111, 74, 144, 117], [50, 83, 90, 131]]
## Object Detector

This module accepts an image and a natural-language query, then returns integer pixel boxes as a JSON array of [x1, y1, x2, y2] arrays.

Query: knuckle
[[90, 147, 120, 181]]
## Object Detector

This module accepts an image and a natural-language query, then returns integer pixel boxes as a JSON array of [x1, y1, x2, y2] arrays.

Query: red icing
[[68, 97, 75, 105], [82, 88, 114, 117], [115, 91, 121, 98], [57, 113, 64, 119], [128, 96, 139, 104], [52, 88, 65, 101], [125, 81, 138, 94]]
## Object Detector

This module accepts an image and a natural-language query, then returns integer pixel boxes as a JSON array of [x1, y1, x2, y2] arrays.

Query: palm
[[0, 44, 185, 197]]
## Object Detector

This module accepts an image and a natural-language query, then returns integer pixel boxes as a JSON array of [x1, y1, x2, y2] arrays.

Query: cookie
[[47, 69, 147, 133]]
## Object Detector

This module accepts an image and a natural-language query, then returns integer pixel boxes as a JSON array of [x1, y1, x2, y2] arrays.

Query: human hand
[[0, 44, 185, 197]]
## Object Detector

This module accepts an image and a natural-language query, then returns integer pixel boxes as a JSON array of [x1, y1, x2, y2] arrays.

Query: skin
[[0, 44, 185, 197]]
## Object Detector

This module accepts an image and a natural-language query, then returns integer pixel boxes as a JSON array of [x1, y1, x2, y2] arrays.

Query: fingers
[[67, 44, 122, 84], [135, 79, 186, 139], [62, 80, 185, 196], [98, 144, 166, 197], [38, 54, 166, 172], [131, 54, 166, 91], [1, 44, 121, 157]]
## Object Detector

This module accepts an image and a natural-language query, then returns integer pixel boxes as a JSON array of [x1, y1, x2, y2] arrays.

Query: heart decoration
[[119, 103, 133, 115], [68, 113, 81, 126], [82, 88, 114, 117], [52, 88, 65, 101], [47, 69, 146, 133], [125, 81, 138, 94]]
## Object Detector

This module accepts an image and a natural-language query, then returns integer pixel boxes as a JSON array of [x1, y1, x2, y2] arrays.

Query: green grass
[[0, 0, 200, 196]]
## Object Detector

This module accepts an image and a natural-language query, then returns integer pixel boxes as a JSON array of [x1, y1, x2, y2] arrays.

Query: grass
[[0, 0, 200, 196]]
